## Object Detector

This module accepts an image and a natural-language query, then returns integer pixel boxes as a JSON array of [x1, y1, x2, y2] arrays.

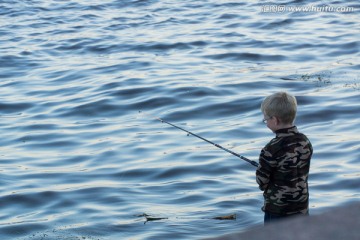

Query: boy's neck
[[273, 123, 294, 132]]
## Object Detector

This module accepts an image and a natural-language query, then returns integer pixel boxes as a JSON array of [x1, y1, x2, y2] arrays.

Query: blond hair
[[261, 92, 297, 124]]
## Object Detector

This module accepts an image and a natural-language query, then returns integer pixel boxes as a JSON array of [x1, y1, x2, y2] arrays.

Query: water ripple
[[0, 0, 359, 239]]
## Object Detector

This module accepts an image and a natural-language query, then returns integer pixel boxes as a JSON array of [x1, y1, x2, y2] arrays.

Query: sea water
[[1, 0, 359, 239]]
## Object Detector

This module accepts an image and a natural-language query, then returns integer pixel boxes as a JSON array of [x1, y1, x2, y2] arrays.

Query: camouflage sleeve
[[256, 146, 277, 191]]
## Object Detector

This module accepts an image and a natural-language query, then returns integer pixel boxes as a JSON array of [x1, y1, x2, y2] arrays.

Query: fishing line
[[141, 111, 258, 168]]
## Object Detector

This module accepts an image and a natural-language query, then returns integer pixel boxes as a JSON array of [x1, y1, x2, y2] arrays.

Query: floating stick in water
[[212, 214, 236, 220], [138, 213, 168, 224], [138, 213, 236, 223], [141, 111, 258, 167]]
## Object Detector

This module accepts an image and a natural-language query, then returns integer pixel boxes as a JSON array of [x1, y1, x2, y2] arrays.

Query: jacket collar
[[275, 126, 298, 138]]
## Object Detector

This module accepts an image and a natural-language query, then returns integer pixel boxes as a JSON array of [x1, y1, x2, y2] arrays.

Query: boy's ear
[[274, 116, 281, 125]]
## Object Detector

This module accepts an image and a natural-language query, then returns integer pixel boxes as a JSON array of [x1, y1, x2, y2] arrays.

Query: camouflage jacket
[[256, 126, 313, 216]]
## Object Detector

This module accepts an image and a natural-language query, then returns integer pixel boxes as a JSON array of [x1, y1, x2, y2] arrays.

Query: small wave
[[164, 96, 262, 121], [204, 52, 286, 61], [56, 99, 119, 118], [260, 19, 294, 29], [0, 55, 40, 68], [0, 102, 33, 114], [92, 61, 152, 74], [129, 96, 180, 111], [325, 41, 359, 56], [132, 41, 207, 52]]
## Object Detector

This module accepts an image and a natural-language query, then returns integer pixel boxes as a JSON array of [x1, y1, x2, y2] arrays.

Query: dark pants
[[264, 211, 308, 225]]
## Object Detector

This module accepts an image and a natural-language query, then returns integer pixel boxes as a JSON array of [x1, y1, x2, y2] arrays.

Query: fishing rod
[[143, 112, 258, 167]]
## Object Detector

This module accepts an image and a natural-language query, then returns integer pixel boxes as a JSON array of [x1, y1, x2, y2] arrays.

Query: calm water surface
[[1, 0, 359, 239]]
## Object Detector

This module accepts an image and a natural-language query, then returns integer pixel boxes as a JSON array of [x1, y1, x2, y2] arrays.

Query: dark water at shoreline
[[1, 0, 359, 239]]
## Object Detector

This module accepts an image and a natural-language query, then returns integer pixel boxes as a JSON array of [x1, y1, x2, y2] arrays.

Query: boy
[[256, 92, 313, 224]]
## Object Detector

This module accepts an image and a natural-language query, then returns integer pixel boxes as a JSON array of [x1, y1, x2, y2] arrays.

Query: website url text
[[261, 5, 355, 13]]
